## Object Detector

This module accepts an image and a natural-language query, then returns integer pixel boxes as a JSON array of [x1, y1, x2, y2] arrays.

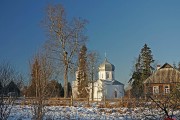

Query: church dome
[[99, 58, 115, 71]]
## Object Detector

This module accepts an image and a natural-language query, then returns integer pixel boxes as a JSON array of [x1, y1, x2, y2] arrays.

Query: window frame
[[153, 86, 159, 94], [164, 85, 170, 94]]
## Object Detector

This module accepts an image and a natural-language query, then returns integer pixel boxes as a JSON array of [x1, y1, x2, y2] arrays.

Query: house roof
[[159, 63, 173, 69], [144, 63, 180, 84]]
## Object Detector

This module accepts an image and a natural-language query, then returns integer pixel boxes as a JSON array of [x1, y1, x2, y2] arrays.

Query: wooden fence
[[14, 97, 180, 109], [17, 97, 149, 108]]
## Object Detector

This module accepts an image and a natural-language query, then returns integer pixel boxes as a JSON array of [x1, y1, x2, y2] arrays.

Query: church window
[[114, 91, 117, 98], [106, 72, 109, 79]]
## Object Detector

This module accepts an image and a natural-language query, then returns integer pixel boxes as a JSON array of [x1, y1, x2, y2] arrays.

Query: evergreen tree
[[130, 56, 142, 98], [26, 59, 39, 97], [59, 83, 64, 97], [173, 62, 177, 69], [68, 82, 72, 97], [77, 45, 88, 98], [130, 44, 154, 98], [140, 44, 154, 80], [0, 82, 2, 95]]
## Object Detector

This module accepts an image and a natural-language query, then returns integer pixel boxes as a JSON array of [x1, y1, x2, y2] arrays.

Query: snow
[[7, 104, 180, 120]]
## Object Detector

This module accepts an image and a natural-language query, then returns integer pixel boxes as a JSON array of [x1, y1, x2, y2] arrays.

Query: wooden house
[[144, 63, 180, 97], [4, 81, 20, 97]]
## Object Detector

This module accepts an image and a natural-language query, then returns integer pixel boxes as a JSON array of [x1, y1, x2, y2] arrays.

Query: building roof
[[99, 58, 115, 71], [112, 80, 124, 85], [144, 63, 180, 84], [99, 79, 124, 85], [159, 63, 173, 69]]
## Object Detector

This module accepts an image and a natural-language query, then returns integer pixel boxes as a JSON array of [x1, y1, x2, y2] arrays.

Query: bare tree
[[87, 51, 100, 101], [42, 4, 87, 98], [143, 82, 180, 119], [0, 62, 20, 119], [143, 92, 180, 119], [29, 53, 53, 120]]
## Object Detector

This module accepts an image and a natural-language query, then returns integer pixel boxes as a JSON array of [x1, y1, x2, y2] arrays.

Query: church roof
[[112, 80, 124, 85], [99, 58, 115, 71], [99, 79, 124, 85]]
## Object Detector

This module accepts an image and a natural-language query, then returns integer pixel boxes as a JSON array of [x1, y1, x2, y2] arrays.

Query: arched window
[[106, 72, 109, 79], [114, 91, 117, 98]]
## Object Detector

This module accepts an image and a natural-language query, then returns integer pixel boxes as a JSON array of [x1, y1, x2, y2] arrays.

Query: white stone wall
[[89, 80, 124, 101], [92, 80, 103, 101], [103, 83, 124, 99]]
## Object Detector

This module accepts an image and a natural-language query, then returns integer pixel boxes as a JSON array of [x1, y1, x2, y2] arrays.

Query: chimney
[[157, 65, 161, 70]]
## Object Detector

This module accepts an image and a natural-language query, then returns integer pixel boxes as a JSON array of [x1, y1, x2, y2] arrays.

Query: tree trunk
[[64, 65, 68, 98]]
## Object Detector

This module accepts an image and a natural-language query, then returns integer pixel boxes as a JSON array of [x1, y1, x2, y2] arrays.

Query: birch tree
[[29, 53, 53, 120], [43, 4, 87, 98], [87, 51, 100, 101]]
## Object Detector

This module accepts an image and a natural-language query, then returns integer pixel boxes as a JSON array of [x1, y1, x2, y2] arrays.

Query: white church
[[72, 58, 124, 101]]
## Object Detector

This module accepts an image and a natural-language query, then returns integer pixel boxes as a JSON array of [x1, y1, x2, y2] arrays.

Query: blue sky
[[1, 0, 180, 86]]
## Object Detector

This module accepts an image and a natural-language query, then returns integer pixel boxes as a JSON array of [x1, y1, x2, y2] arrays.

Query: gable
[[160, 63, 173, 69]]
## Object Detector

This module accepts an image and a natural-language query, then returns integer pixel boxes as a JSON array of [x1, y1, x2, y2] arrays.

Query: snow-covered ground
[[7, 104, 180, 120]]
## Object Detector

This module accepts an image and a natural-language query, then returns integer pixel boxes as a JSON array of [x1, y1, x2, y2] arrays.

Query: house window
[[164, 85, 170, 94], [153, 86, 159, 94]]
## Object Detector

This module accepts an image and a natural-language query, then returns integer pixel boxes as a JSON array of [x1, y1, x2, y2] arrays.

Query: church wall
[[92, 80, 103, 101], [104, 84, 124, 99], [99, 71, 114, 80], [114, 84, 124, 97], [104, 84, 113, 98]]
